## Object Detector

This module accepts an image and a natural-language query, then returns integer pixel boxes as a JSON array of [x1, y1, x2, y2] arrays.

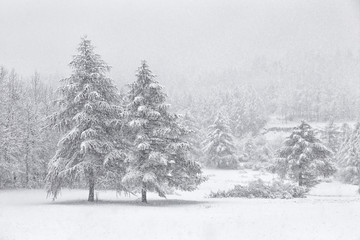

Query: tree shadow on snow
[[46, 199, 208, 207]]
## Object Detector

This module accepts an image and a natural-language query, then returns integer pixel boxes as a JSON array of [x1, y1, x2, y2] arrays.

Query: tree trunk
[[298, 172, 303, 186], [88, 169, 95, 202], [24, 153, 29, 187], [358, 168, 360, 195], [141, 183, 147, 203], [13, 173, 16, 188]]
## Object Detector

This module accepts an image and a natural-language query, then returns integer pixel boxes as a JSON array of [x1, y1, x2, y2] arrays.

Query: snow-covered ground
[[1, 169, 360, 240]]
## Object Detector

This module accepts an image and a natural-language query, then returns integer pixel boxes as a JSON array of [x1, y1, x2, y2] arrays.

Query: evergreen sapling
[[277, 121, 336, 187]]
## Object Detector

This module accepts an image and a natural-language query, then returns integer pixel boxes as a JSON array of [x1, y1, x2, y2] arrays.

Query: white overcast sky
[[0, 0, 359, 83]]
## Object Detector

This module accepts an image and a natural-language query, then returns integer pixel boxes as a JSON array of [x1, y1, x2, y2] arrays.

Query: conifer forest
[[0, 1, 359, 240]]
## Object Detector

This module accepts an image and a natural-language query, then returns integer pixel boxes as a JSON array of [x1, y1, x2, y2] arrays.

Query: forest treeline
[[0, 69, 58, 188], [171, 50, 360, 122], [0, 38, 359, 198]]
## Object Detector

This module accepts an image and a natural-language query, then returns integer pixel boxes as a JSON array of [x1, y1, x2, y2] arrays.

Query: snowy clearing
[[1, 169, 360, 240]]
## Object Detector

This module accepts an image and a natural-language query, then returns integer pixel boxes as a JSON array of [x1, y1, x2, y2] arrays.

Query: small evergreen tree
[[124, 61, 204, 203], [46, 37, 124, 201], [277, 121, 336, 187], [203, 114, 238, 169]]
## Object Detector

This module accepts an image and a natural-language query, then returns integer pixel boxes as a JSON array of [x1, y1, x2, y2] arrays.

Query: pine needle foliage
[[277, 121, 336, 187], [123, 61, 205, 202], [203, 114, 238, 169], [46, 37, 125, 200]]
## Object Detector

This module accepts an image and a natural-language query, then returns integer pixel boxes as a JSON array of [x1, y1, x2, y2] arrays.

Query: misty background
[[0, 0, 359, 93]]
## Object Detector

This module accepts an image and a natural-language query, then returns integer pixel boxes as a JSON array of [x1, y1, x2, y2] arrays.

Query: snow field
[[0, 169, 360, 240]]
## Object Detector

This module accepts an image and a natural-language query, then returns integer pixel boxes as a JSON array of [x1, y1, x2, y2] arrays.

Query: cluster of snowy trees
[[167, 52, 360, 180], [1, 37, 359, 197], [172, 87, 267, 138], [170, 86, 268, 169], [46, 38, 205, 202], [201, 117, 338, 189], [275, 82, 360, 122], [271, 120, 360, 191], [189, 104, 356, 190], [171, 51, 360, 123], [337, 123, 360, 192], [0, 68, 58, 188]]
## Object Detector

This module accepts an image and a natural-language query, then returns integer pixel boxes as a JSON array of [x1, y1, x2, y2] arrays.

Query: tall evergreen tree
[[203, 114, 238, 169], [46, 37, 124, 201], [277, 121, 336, 187], [124, 61, 204, 203]]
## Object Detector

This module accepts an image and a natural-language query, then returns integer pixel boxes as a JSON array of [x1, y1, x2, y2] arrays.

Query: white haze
[[0, 0, 359, 89]]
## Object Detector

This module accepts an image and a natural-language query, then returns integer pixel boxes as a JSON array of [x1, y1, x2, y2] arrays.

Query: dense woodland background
[[0, 47, 359, 190]]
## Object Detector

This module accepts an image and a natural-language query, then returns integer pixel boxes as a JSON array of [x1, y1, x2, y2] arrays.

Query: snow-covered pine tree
[[337, 123, 360, 192], [277, 121, 336, 187], [203, 114, 238, 169], [123, 61, 204, 203], [46, 37, 125, 201]]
